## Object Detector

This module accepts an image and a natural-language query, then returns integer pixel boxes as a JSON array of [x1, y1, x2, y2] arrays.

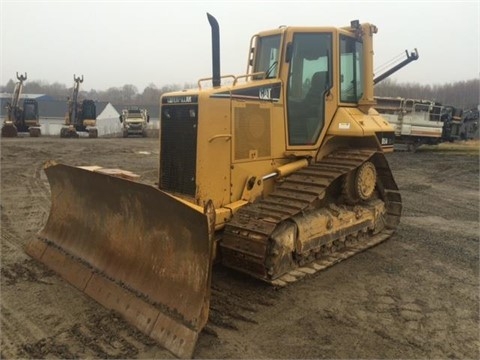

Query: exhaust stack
[[207, 13, 221, 87]]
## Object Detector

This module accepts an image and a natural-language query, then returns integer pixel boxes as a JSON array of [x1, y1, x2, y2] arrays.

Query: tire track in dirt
[[1, 296, 50, 359], [19, 311, 166, 359], [206, 265, 278, 332], [21, 161, 51, 237], [1, 209, 28, 263], [1, 259, 167, 359], [1, 158, 50, 264]]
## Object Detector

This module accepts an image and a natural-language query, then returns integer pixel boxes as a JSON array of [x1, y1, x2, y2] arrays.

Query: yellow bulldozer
[[27, 15, 408, 358]]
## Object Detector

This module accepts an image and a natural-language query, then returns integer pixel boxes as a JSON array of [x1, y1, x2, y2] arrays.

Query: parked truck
[[374, 96, 445, 151], [119, 106, 150, 137], [374, 97, 477, 151]]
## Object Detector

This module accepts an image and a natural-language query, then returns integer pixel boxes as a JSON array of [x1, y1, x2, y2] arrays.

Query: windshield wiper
[[264, 61, 278, 79]]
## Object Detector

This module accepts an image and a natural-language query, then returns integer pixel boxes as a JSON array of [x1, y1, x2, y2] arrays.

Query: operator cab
[[80, 100, 96, 120], [22, 99, 39, 121], [250, 26, 365, 147]]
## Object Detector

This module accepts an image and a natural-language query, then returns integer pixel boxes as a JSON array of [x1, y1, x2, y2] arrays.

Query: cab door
[[285, 32, 333, 148]]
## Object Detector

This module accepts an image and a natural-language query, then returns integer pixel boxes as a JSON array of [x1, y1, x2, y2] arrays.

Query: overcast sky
[[1, 0, 479, 92]]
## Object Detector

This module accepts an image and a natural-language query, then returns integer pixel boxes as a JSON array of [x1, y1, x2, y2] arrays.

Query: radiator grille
[[160, 104, 198, 196], [234, 105, 271, 160]]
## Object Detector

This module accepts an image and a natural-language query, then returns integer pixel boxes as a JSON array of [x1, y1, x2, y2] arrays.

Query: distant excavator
[[1, 72, 41, 137], [60, 75, 98, 138]]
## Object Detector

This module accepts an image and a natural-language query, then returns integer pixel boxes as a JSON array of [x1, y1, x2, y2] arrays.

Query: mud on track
[[1, 137, 479, 359]]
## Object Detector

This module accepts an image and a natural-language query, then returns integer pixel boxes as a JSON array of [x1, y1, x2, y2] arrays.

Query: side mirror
[[119, 115, 123, 123], [147, 115, 150, 123]]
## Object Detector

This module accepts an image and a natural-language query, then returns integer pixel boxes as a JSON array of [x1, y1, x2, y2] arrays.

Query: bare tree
[[122, 84, 138, 103], [141, 83, 161, 105], [376, 79, 479, 109], [1, 79, 16, 93], [2, 77, 478, 110]]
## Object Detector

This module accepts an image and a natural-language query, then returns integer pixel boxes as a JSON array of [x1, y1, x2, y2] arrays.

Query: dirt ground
[[1, 135, 479, 359]]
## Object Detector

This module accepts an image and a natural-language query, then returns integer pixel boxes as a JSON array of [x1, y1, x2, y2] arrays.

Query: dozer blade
[[26, 162, 214, 358]]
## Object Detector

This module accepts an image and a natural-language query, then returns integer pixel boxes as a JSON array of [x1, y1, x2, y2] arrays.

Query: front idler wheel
[[342, 161, 377, 204], [355, 161, 377, 201]]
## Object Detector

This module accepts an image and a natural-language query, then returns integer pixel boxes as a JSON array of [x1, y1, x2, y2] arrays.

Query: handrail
[[233, 72, 265, 85], [197, 71, 268, 89], [208, 134, 232, 143], [198, 75, 236, 89]]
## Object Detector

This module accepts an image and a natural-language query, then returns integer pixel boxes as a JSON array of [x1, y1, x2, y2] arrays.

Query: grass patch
[[417, 140, 480, 153]]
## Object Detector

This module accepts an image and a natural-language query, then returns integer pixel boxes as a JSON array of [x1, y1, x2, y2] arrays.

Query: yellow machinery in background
[[1, 72, 41, 137], [60, 75, 98, 138], [27, 15, 410, 358]]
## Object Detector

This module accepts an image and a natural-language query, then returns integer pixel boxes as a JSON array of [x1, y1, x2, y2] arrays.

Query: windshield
[[81, 101, 96, 119], [253, 34, 281, 79], [23, 102, 37, 120]]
